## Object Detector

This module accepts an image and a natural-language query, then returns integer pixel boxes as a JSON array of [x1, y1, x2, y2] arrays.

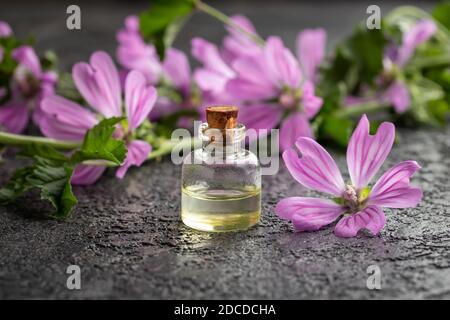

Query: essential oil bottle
[[181, 105, 261, 232]]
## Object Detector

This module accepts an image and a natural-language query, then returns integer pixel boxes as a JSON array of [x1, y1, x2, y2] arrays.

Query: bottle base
[[181, 211, 260, 232]]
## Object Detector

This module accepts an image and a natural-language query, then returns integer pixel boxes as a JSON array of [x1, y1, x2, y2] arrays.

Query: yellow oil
[[181, 185, 261, 232]]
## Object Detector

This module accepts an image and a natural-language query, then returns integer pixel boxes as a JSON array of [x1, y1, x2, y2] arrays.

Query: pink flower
[[276, 115, 422, 238], [0, 21, 12, 37], [221, 15, 262, 63], [40, 51, 157, 184], [346, 20, 436, 113], [191, 37, 236, 102], [0, 45, 57, 133], [116, 16, 196, 123], [226, 30, 325, 150], [116, 16, 162, 85]]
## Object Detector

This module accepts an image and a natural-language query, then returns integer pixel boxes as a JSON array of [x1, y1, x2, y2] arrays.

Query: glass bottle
[[181, 106, 261, 232]]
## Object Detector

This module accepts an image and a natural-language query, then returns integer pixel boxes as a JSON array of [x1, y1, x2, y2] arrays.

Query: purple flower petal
[[71, 165, 107, 185], [347, 115, 395, 190], [280, 112, 314, 152], [264, 36, 301, 88], [73, 51, 122, 118], [222, 15, 261, 62], [397, 20, 437, 66], [0, 102, 29, 134], [238, 103, 282, 139], [301, 81, 323, 118], [334, 205, 386, 238], [296, 28, 326, 83], [0, 21, 12, 37], [226, 55, 278, 100], [282, 136, 346, 196], [40, 95, 98, 141], [116, 140, 152, 179], [382, 81, 411, 113], [368, 161, 422, 208], [276, 197, 346, 231], [116, 16, 162, 84], [191, 37, 235, 79], [124, 70, 157, 130], [163, 48, 191, 95], [12, 46, 42, 78]]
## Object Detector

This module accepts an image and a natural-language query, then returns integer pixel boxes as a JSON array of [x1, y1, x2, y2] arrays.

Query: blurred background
[[1, 0, 435, 69]]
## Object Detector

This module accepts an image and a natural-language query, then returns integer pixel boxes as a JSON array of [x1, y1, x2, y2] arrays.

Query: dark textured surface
[[1, 126, 449, 299], [1, 0, 449, 299]]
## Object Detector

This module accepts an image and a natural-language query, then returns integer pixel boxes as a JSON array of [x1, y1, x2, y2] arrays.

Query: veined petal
[[397, 20, 437, 66], [73, 51, 122, 118], [193, 69, 229, 95], [347, 115, 395, 189], [12, 46, 42, 78], [296, 28, 326, 83], [40, 95, 98, 141], [301, 81, 323, 118], [116, 140, 152, 179], [124, 70, 157, 130], [334, 205, 386, 238], [71, 165, 106, 185], [382, 81, 411, 113], [265, 36, 301, 88], [0, 102, 29, 134], [222, 15, 261, 61], [238, 103, 282, 139], [276, 197, 345, 231], [163, 48, 191, 94], [280, 112, 314, 152], [225, 78, 277, 100], [368, 161, 422, 208], [282, 136, 346, 196], [191, 38, 235, 78]]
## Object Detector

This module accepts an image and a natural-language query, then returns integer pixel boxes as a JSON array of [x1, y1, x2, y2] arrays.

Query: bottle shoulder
[[183, 148, 259, 166]]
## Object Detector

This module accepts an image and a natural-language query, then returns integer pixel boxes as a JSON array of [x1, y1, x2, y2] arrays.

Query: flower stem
[[147, 137, 201, 160], [333, 102, 391, 118], [408, 54, 450, 70], [195, 0, 265, 45], [0, 131, 80, 149]]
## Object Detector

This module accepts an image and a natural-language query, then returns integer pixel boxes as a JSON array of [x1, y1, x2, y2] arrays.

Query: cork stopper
[[206, 105, 238, 129]]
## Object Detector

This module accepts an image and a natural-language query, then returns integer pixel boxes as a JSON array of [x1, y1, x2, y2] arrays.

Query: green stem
[[0, 132, 80, 149], [147, 137, 201, 160], [334, 102, 391, 118], [195, 0, 265, 45], [408, 54, 450, 70]]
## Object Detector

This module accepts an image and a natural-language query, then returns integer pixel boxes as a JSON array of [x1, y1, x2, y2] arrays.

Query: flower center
[[279, 87, 302, 110], [341, 184, 371, 214]]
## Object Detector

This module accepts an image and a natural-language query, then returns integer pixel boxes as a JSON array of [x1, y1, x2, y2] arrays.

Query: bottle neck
[[199, 122, 246, 158]]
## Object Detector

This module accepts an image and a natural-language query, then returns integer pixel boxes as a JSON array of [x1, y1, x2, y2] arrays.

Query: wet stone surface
[[0, 125, 449, 299]]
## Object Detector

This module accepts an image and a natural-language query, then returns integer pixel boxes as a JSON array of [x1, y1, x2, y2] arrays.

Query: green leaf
[[27, 158, 77, 219], [72, 117, 127, 165], [139, 0, 195, 59], [0, 116, 128, 219], [433, 1, 450, 32], [0, 157, 76, 219], [319, 115, 353, 148]]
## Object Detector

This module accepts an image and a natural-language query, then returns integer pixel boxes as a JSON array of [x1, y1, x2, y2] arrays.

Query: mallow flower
[[346, 20, 437, 113], [226, 28, 326, 150], [116, 16, 195, 122], [276, 115, 422, 238], [0, 45, 57, 133], [40, 51, 157, 185]]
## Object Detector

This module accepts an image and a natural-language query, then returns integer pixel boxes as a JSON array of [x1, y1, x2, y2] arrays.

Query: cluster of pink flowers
[[0, 21, 57, 134], [345, 19, 437, 113], [116, 15, 326, 151]]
